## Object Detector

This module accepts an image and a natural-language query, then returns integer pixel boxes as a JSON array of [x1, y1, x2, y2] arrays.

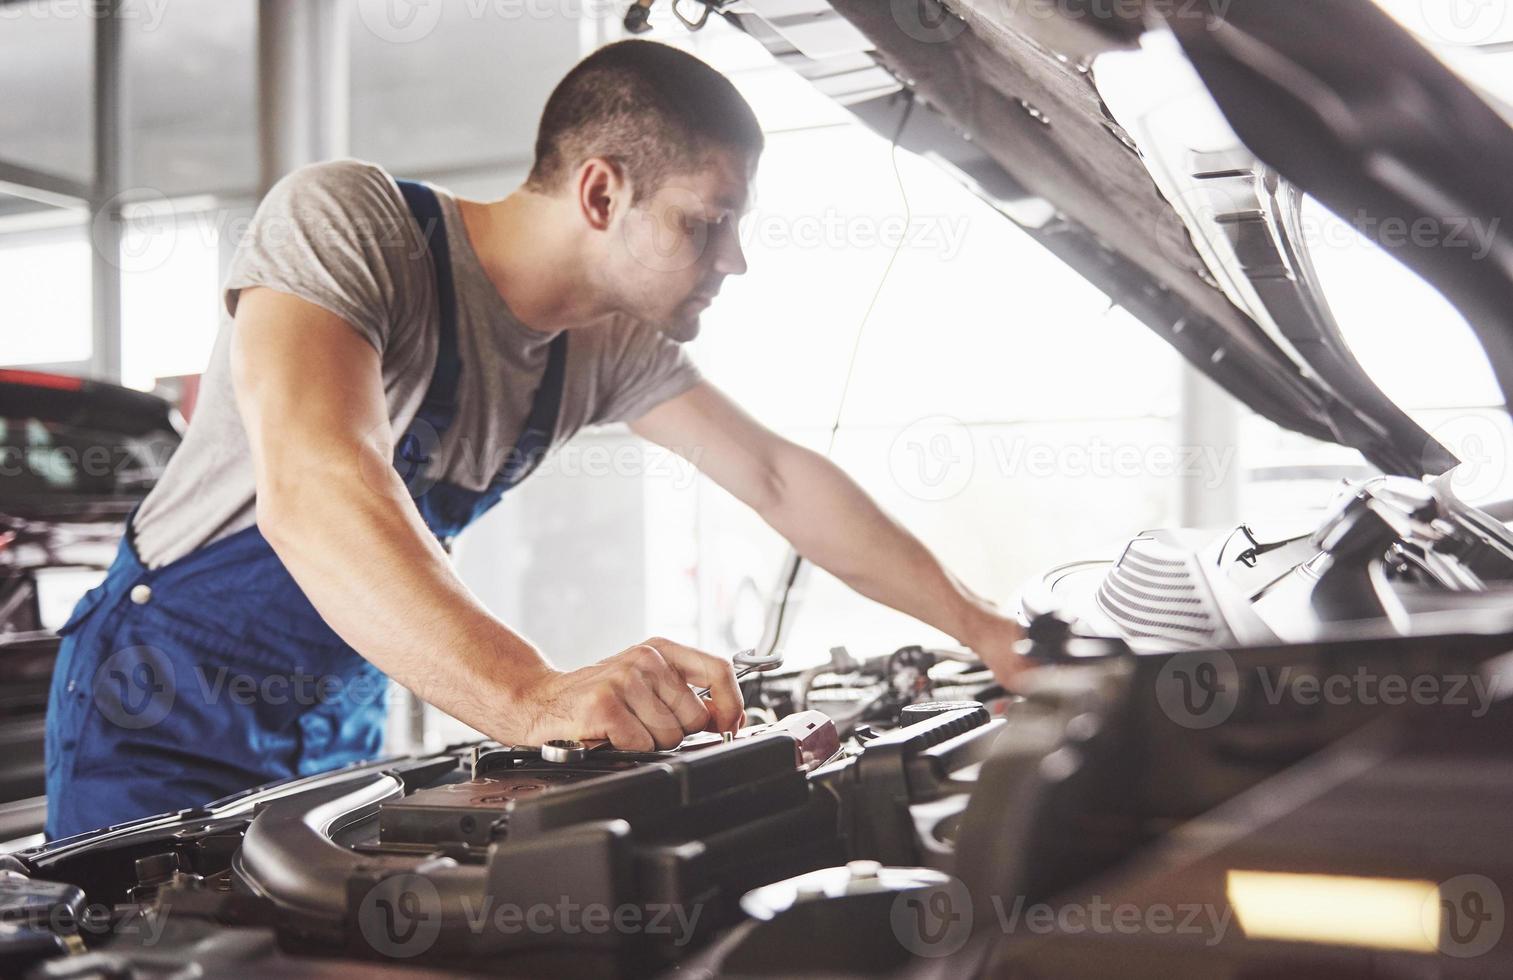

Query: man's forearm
[[256, 443, 552, 738], [756, 444, 1004, 647]]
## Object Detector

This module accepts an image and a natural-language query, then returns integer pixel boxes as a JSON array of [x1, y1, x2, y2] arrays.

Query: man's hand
[[960, 611, 1032, 692], [513, 638, 745, 751]]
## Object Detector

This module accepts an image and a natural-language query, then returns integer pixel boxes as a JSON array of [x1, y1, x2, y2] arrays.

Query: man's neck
[[457, 189, 613, 334]]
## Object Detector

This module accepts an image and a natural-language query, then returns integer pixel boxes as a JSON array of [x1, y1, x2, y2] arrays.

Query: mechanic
[[44, 40, 1026, 839]]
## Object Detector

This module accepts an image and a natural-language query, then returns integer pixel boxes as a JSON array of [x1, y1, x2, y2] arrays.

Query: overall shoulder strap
[[393, 179, 462, 483]]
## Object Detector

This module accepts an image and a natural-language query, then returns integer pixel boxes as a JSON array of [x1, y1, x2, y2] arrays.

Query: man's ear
[[574, 157, 629, 231]]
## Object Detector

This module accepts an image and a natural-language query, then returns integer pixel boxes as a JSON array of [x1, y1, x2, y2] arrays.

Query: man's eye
[[681, 214, 725, 236]]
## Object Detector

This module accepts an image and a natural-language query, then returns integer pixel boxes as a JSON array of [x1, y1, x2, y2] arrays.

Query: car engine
[[0, 650, 1012, 977]]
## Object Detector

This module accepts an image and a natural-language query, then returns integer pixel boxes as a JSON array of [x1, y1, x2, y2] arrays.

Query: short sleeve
[[222, 159, 413, 355], [593, 324, 704, 424]]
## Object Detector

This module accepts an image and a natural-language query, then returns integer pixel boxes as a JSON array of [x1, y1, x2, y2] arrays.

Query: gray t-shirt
[[132, 159, 701, 568]]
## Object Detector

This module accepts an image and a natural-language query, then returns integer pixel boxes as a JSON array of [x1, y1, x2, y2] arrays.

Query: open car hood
[[719, 0, 1513, 477]]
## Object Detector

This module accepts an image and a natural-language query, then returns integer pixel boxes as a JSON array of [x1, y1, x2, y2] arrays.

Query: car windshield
[[0, 416, 173, 511]]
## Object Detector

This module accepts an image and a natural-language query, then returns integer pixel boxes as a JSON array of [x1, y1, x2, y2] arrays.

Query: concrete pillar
[[1178, 360, 1242, 527], [257, 0, 351, 195], [90, 4, 124, 382]]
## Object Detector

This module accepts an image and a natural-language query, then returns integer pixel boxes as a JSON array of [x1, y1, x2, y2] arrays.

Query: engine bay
[[8, 585, 1513, 977], [6, 681, 1008, 977]]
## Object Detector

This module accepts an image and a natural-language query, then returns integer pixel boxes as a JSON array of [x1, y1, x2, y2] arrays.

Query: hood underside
[[722, 0, 1513, 476]]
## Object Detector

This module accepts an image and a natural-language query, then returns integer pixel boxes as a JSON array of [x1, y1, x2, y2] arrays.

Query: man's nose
[[711, 220, 747, 277]]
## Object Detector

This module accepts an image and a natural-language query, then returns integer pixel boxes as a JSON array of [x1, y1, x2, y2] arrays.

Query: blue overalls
[[44, 181, 567, 840]]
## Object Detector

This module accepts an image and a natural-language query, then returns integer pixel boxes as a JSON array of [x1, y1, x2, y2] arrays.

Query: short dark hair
[[526, 39, 763, 202]]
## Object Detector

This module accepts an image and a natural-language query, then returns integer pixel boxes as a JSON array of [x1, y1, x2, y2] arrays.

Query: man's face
[[607, 147, 754, 342]]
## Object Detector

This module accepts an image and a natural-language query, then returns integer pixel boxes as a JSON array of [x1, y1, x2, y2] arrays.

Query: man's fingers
[[623, 644, 711, 739], [700, 703, 748, 733], [635, 657, 712, 734], [600, 699, 657, 752], [622, 669, 690, 749], [644, 637, 744, 732]]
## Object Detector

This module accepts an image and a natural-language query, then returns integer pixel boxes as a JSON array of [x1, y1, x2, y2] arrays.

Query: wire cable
[[758, 92, 918, 658], [825, 91, 916, 454]]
